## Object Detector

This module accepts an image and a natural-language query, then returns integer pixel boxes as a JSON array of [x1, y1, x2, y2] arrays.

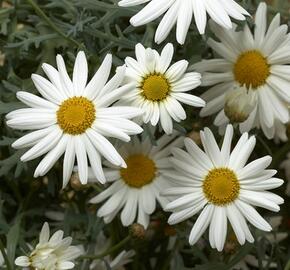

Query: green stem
[[80, 235, 130, 260], [90, 184, 103, 193], [284, 260, 290, 270], [25, 0, 83, 49], [0, 238, 12, 270], [256, 135, 273, 156]]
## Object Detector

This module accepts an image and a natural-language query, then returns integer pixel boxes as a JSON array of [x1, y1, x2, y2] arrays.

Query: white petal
[[31, 74, 64, 104], [121, 191, 138, 226], [226, 204, 246, 245], [17, 91, 57, 109], [74, 137, 88, 185], [90, 180, 124, 204], [56, 54, 74, 97], [237, 156, 272, 179], [39, 222, 50, 244], [86, 129, 125, 167], [20, 127, 62, 162], [84, 54, 112, 100], [159, 102, 173, 134], [83, 135, 106, 184], [73, 51, 88, 96], [34, 135, 68, 177], [63, 137, 75, 188], [155, 43, 174, 73], [235, 200, 272, 232], [189, 204, 214, 245]]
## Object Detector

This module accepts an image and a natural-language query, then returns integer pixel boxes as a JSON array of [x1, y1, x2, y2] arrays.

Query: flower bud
[[224, 87, 256, 123], [70, 172, 83, 190], [130, 223, 146, 239]]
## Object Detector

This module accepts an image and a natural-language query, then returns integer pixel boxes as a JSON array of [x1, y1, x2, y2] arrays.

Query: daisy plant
[[1, 1, 289, 269]]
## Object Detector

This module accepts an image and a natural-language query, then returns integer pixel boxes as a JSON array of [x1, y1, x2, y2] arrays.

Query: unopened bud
[[130, 223, 146, 239], [187, 130, 201, 146], [70, 172, 83, 190], [164, 225, 176, 236], [224, 233, 238, 254], [224, 87, 256, 123]]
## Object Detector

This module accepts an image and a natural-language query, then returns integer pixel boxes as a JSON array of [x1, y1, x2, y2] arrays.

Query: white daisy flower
[[15, 222, 82, 270], [194, 3, 290, 140], [162, 125, 284, 251], [119, 43, 205, 135], [6, 51, 143, 187], [118, 0, 249, 44], [89, 131, 184, 228]]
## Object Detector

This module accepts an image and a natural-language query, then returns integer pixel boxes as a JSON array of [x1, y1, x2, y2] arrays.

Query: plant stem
[[25, 0, 84, 49], [80, 235, 130, 260], [0, 238, 12, 270], [284, 260, 290, 270]]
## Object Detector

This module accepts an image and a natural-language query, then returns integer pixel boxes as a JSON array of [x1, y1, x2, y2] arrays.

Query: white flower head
[[119, 43, 205, 135], [6, 51, 143, 187], [118, 0, 249, 44], [163, 125, 284, 251], [195, 3, 290, 141], [90, 131, 184, 228], [15, 222, 82, 270]]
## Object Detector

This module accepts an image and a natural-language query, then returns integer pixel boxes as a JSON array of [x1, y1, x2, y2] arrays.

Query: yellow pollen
[[203, 168, 240, 206], [141, 74, 170, 101], [57, 97, 95, 135], [120, 154, 156, 188], [234, 50, 270, 89]]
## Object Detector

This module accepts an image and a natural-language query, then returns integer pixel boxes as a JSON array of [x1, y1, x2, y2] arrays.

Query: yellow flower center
[[120, 154, 156, 188], [57, 97, 95, 135], [203, 168, 240, 205], [141, 74, 170, 101], [233, 50, 270, 89]]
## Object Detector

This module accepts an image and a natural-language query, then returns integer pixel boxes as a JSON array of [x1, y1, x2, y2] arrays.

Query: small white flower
[[15, 222, 82, 270], [163, 124, 284, 251], [195, 3, 290, 141], [118, 0, 249, 44], [90, 131, 184, 228], [6, 51, 143, 187], [119, 43, 204, 135]]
